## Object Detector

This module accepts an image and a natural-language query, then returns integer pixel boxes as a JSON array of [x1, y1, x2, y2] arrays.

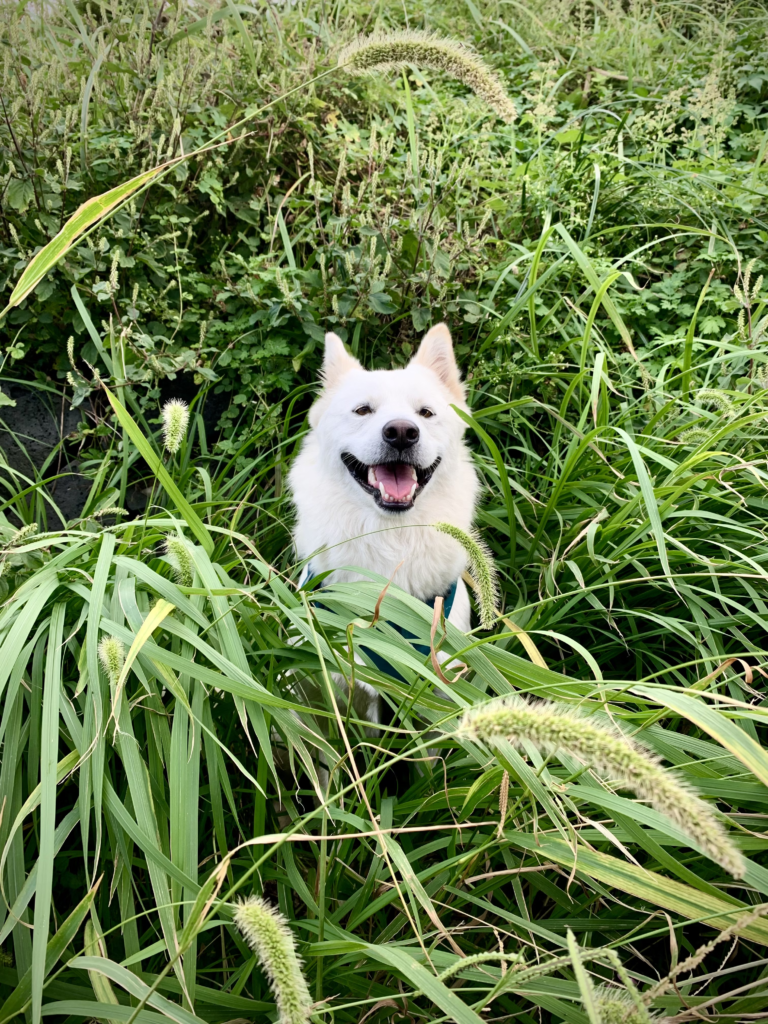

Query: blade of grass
[[0, 876, 100, 1024], [104, 388, 214, 555], [31, 601, 66, 1024], [567, 930, 602, 1023]]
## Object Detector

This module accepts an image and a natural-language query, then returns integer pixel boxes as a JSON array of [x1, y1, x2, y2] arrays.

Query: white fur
[[289, 324, 479, 635]]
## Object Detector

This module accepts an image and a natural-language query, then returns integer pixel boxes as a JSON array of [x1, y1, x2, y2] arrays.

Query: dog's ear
[[411, 323, 464, 402], [321, 332, 361, 388], [309, 333, 361, 427]]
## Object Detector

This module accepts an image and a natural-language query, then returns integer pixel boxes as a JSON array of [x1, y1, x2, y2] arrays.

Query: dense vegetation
[[2, 1, 768, 1022]]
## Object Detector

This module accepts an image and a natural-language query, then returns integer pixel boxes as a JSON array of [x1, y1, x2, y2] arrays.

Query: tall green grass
[[2, 0, 768, 1022], [3, 229, 768, 1021]]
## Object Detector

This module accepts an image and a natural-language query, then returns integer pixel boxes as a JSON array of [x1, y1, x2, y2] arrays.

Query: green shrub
[[2, 4, 768, 1024], [1, 0, 767, 436]]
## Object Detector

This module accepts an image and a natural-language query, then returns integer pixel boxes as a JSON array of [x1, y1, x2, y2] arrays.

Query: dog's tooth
[[368, 466, 377, 486], [378, 482, 387, 499], [408, 482, 417, 500], [410, 465, 417, 481]]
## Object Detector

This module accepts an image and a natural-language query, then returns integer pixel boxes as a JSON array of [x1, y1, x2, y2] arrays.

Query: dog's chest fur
[[292, 436, 476, 603]]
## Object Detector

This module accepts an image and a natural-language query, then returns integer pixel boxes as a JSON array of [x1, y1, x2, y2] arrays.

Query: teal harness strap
[[303, 568, 458, 681]]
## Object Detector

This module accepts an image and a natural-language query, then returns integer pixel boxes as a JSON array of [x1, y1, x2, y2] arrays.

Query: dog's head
[[302, 324, 469, 515]]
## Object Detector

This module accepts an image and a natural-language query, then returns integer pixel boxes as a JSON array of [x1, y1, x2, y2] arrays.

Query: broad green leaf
[[0, 575, 59, 703], [83, 921, 120, 1024], [41, 1003, 170, 1024], [0, 807, 79, 946], [109, 688, 187, 998], [615, 428, 673, 587], [31, 602, 66, 1024], [68, 957, 207, 1024], [1, 163, 176, 316], [555, 222, 635, 356], [83, 532, 116, 878], [633, 684, 768, 789], [0, 751, 79, 885], [167, 3, 261, 44], [507, 833, 768, 945], [114, 598, 175, 704], [0, 880, 100, 1023], [364, 944, 486, 1024], [104, 781, 198, 893]]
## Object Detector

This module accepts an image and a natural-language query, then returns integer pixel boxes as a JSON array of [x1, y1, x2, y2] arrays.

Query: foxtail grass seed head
[[433, 522, 498, 629], [596, 990, 653, 1024], [165, 536, 195, 587], [234, 897, 312, 1024], [338, 30, 516, 124], [161, 398, 189, 454], [678, 427, 712, 446], [91, 506, 128, 519], [697, 388, 736, 418], [98, 636, 125, 686], [7, 522, 38, 548], [457, 697, 744, 878]]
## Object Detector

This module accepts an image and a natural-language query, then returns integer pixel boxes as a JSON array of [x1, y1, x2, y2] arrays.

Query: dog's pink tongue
[[374, 463, 413, 500]]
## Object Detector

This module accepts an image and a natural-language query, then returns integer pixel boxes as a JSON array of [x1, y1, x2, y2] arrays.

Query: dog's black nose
[[382, 419, 419, 452]]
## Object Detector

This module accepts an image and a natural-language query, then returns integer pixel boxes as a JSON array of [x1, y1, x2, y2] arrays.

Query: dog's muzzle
[[340, 453, 441, 512]]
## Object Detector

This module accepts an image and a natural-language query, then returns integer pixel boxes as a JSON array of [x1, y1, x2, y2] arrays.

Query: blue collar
[[303, 567, 458, 680]]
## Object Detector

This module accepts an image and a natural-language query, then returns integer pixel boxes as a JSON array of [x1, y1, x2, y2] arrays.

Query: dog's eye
[[354, 405, 373, 416], [418, 407, 434, 419]]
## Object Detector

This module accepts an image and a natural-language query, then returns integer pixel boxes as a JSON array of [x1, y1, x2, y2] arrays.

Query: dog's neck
[[291, 443, 478, 602], [302, 522, 467, 601]]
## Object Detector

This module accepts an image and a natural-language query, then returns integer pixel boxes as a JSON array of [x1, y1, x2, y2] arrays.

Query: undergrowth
[[2, 1, 768, 1023]]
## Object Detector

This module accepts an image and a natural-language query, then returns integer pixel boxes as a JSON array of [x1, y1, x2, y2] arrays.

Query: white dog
[[288, 323, 479, 722]]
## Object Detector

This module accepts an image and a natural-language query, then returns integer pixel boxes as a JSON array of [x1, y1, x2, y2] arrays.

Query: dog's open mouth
[[341, 453, 441, 512]]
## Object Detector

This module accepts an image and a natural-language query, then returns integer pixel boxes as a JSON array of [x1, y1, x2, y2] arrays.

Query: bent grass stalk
[[644, 902, 768, 1002], [234, 897, 313, 1024], [338, 30, 517, 123], [456, 697, 745, 878]]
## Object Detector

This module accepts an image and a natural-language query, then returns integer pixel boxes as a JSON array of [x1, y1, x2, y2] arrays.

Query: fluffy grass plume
[[166, 536, 195, 587], [433, 522, 498, 629], [457, 697, 744, 878], [161, 398, 190, 454], [98, 636, 125, 686], [91, 506, 128, 518], [696, 388, 736, 418], [6, 522, 38, 548], [338, 30, 516, 123], [234, 897, 312, 1024], [596, 990, 653, 1023]]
